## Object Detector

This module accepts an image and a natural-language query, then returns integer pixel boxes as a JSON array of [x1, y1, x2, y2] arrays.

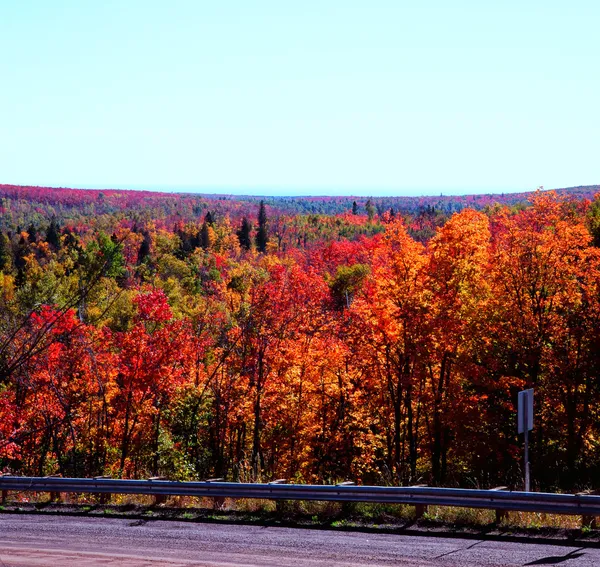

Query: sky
[[0, 1, 599, 196]]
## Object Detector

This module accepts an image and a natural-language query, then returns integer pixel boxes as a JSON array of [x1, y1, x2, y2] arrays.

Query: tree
[[489, 192, 600, 488], [0, 231, 10, 272], [113, 289, 191, 476], [199, 221, 215, 250], [352, 201, 359, 215], [348, 219, 427, 483], [329, 264, 370, 309], [237, 217, 252, 251], [137, 232, 151, 265], [0, 232, 127, 387], [46, 217, 61, 250], [423, 209, 492, 485], [586, 193, 600, 247], [256, 201, 269, 253], [365, 199, 375, 222], [27, 223, 37, 244]]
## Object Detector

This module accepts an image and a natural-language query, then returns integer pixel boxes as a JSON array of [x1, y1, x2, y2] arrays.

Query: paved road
[[0, 515, 598, 566]]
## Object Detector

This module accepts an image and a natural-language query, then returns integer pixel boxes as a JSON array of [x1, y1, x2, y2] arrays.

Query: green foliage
[[237, 217, 252, 250], [169, 388, 213, 478], [587, 195, 600, 247], [0, 231, 10, 272], [84, 233, 126, 280], [365, 199, 375, 221], [46, 217, 61, 249], [329, 264, 370, 309], [256, 200, 269, 253]]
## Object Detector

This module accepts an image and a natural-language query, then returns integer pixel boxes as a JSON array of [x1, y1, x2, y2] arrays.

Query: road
[[0, 515, 598, 566]]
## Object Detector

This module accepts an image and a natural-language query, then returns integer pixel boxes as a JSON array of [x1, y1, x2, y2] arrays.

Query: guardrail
[[1, 475, 599, 527]]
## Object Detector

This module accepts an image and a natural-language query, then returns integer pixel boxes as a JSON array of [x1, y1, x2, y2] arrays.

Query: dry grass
[[416, 505, 584, 530]]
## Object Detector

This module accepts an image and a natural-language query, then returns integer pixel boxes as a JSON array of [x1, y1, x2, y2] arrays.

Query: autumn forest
[[1, 184, 600, 493]]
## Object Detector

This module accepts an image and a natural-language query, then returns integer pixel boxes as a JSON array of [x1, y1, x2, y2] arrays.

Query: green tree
[[365, 199, 375, 222], [0, 231, 10, 272], [330, 264, 370, 309], [137, 232, 151, 265], [256, 201, 269, 253], [237, 217, 252, 250], [46, 217, 61, 249], [586, 194, 600, 247], [27, 223, 37, 244]]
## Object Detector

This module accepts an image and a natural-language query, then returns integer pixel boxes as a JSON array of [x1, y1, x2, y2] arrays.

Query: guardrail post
[[1, 473, 11, 504], [94, 475, 112, 504], [270, 479, 289, 513], [338, 481, 356, 515], [412, 484, 428, 519], [414, 504, 427, 519], [47, 474, 62, 503], [205, 478, 225, 510], [579, 491, 599, 529], [491, 486, 509, 523], [149, 477, 168, 505]]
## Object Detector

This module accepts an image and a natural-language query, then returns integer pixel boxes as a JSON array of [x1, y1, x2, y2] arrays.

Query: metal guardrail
[[2, 475, 600, 520]]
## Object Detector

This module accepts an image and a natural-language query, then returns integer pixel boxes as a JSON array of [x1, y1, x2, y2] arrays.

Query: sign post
[[518, 388, 534, 492]]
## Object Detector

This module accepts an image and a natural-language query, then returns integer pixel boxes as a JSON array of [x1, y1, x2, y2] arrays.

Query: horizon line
[[3, 181, 590, 199]]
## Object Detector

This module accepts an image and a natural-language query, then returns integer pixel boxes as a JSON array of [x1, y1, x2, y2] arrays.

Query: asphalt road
[[1, 515, 599, 566]]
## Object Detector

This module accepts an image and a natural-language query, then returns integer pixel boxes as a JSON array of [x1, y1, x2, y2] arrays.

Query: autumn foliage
[[1, 187, 600, 491]]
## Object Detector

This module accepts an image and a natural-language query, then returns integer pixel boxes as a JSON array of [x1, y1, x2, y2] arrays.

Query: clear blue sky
[[1, 1, 598, 196]]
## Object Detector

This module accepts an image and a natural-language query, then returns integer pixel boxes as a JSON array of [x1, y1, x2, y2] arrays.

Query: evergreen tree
[[14, 235, 28, 286], [0, 231, 10, 272], [204, 211, 214, 225], [176, 227, 195, 257], [27, 223, 37, 244], [46, 217, 61, 249], [255, 200, 268, 253], [199, 221, 213, 250], [237, 217, 252, 250], [352, 201, 359, 215], [137, 232, 151, 264], [365, 199, 375, 221]]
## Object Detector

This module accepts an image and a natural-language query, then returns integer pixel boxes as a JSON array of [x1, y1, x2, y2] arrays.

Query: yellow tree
[[348, 219, 427, 483], [490, 192, 600, 487], [423, 209, 492, 484]]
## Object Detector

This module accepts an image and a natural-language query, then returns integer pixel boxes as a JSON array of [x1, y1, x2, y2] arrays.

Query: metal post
[[524, 401, 530, 492], [412, 484, 428, 518], [491, 486, 509, 523], [205, 478, 225, 510], [149, 476, 168, 505]]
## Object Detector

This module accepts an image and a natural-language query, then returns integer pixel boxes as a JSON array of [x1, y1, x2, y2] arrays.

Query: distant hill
[[1, 183, 598, 228], [249, 185, 600, 216]]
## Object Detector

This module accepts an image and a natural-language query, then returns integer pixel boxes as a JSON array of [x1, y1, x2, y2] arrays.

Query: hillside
[[1, 184, 600, 492]]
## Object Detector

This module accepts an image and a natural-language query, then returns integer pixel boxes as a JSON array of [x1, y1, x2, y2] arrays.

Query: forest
[[1, 184, 600, 492]]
